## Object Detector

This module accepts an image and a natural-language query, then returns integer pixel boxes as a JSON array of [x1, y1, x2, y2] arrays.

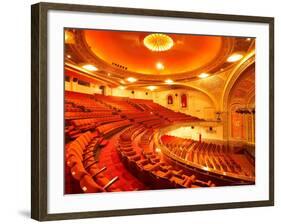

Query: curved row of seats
[[94, 94, 140, 112], [96, 120, 132, 137], [161, 135, 255, 178], [65, 131, 120, 193], [65, 91, 111, 112], [117, 126, 216, 189]]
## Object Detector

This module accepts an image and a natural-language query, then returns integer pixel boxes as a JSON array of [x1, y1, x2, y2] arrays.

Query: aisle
[[98, 132, 147, 191]]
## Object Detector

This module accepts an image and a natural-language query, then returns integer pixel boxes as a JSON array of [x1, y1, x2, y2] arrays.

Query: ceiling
[[65, 28, 255, 92], [83, 30, 223, 75]]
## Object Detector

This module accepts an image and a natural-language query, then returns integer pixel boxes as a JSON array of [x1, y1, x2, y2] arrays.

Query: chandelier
[[143, 33, 174, 52]]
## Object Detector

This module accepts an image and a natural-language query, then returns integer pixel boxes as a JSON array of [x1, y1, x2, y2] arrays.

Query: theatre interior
[[64, 29, 255, 194]]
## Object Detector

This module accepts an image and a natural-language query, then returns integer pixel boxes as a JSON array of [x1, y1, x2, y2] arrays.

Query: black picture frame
[[31, 2, 274, 221]]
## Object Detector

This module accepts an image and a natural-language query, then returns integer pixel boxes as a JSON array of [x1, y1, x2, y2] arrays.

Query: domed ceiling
[[65, 28, 255, 90], [83, 30, 222, 75]]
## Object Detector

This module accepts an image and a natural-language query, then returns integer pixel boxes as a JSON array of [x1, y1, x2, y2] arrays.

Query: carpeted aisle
[[98, 132, 147, 191]]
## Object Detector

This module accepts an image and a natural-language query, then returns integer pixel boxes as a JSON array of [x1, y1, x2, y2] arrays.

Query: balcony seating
[[116, 125, 216, 189], [161, 135, 255, 179]]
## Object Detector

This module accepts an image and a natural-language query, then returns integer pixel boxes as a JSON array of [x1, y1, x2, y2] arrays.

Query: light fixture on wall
[[143, 33, 174, 52], [215, 111, 222, 121]]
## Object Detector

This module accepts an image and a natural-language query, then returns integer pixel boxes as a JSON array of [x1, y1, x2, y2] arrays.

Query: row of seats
[[65, 91, 111, 112], [117, 126, 216, 189], [65, 111, 115, 120], [71, 115, 122, 130], [94, 94, 140, 112], [65, 131, 120, 193], [65, 103, 83, 112], [126, 98, 202, 123], [161, 135, 255, 177], [96, 120, 132, 137]]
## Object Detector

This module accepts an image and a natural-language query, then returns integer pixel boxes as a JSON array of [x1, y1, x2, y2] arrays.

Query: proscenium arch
[[221, 51, 255, 112], [221, 54, 255, 140]]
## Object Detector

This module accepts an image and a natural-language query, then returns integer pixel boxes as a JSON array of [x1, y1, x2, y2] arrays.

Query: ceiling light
[[246, 38, 251, 41], [198, 73, 210, 79], [66, 55, 71, 59], [165, 79, 174, 84], [107, 73, 111, 76], [119, 86, 126, 90], [82, 64, 98, 71], [227, 53, 243, 62], [144, 33, 174, 52], [120, 80, 126, 84], [156, 62, 164, 70], [147, 86, 157, 91], [127, 77, 137, 83]]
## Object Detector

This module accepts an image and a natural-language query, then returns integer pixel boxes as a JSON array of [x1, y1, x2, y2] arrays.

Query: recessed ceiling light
[[156, 62, 164, 70], [119, 86, 126, 90], [198, 73, 210, 79], [107, 73, 111, 76], [165, 79, 174, 84], [246, 38, 251, 41], [227, 53, 243, 62], [127, 77, 137, 83], [147, 86, 157, 91], [66, 55, 71, 59], [82, 64, 98, 71]]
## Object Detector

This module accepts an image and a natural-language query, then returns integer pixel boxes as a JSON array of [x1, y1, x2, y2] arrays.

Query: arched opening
[[226, 64, 255, 143], [167, 95, 173, 105], [99, 85, 105, 95], [181, 94, 187, 108]]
